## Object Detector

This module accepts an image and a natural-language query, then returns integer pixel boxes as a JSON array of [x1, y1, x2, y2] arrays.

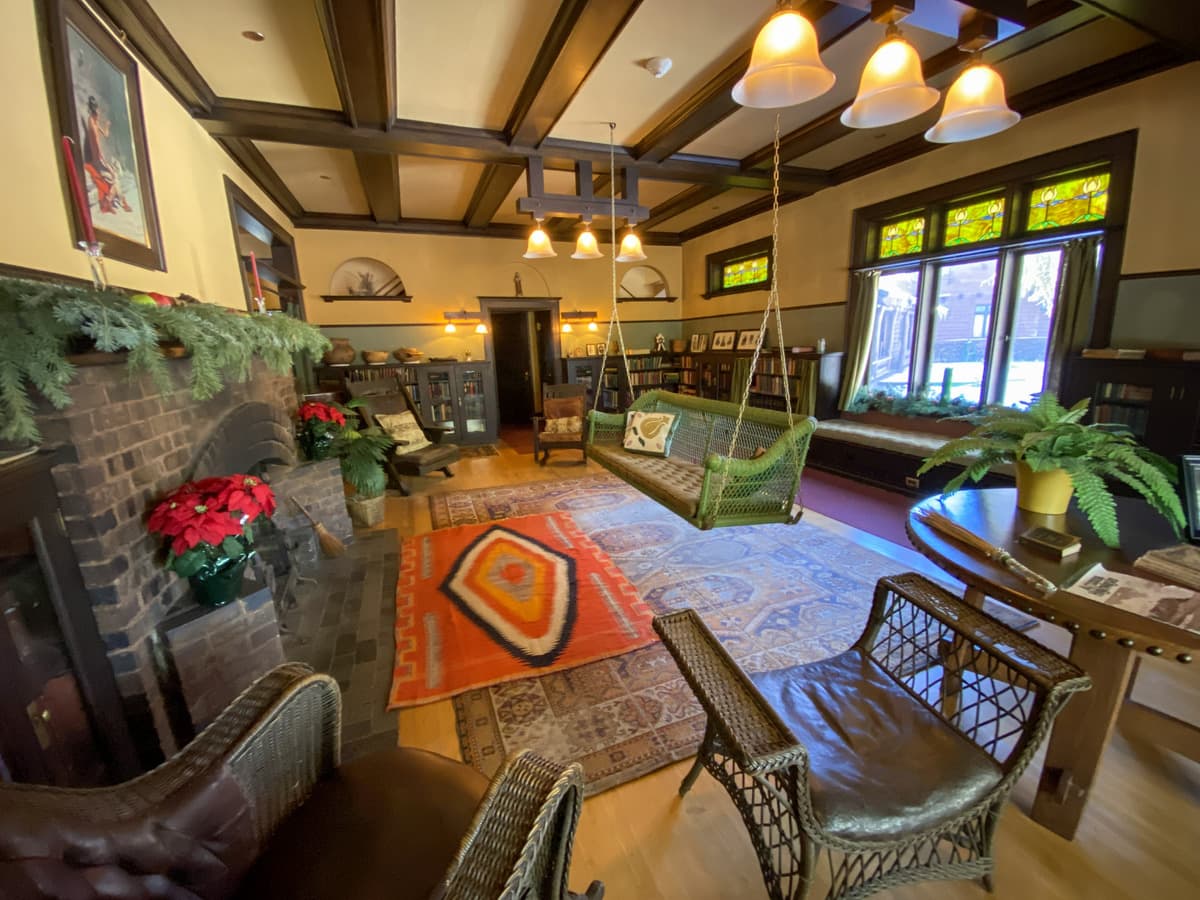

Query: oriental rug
[[433, 475, 917, 795], [388, 511, 655, 709]]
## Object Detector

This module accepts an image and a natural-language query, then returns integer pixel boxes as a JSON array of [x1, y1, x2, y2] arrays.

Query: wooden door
[[492, 311, 536, 424]]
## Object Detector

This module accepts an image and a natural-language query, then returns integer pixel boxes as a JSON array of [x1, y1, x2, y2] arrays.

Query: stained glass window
[[1027, 171, 1109, 231], [944, 196, 1005, 247], [722, 254, 768, 289], [878, 216, 925, 259]]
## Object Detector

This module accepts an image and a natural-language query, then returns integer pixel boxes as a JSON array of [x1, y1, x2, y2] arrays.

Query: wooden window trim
[[704, 236, 772, 299]]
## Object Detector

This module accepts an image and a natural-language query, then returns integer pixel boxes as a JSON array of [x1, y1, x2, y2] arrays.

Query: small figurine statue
[[513, 272, 524, 297], [654, 333, 666, 352]]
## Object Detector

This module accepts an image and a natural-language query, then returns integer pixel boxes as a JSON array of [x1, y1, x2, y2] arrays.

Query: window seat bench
[[807, 419, 1014, 496]]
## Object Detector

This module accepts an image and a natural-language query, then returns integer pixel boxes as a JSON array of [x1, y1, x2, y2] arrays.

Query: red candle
[[249, 251, 264, 299], [60, 136, 96, 244]]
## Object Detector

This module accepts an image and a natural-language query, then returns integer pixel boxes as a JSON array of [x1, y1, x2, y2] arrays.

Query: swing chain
[[594, 122, 635, 415]]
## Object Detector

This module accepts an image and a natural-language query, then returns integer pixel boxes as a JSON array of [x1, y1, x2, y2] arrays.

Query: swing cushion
[[623, 411, 680, 457]]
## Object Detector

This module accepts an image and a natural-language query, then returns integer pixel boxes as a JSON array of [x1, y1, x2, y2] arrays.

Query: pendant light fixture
[[841, 26, 938, 129], [616, 226, 647, 262], [925, 62, 1020, 143], [572, 222, 603, 260], [733, 1, 835, 109], [523, 217, 556, 259]]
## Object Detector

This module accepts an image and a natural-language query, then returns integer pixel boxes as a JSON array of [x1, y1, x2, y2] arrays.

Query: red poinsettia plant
[[296, 400, 350, 460], [148, 474, 277, 577]]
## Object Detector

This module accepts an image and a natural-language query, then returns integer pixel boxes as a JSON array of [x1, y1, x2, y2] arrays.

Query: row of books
[[1096, 382, 1153, 402], [750, 374, 800, 396], [754, 357, 800, 376], [1092, 402, 1149, 434]]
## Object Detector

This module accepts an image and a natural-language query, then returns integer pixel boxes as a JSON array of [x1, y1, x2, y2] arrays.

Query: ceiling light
[[640, 56, 673, 78], [841, 29, 938, 129], [571, 225, 603, 260], [733, 5, 835, 109], [925, 63, 1020, 143], [523, 219, 556, 259], [616, 227, 647, 263], [241, 30, 265, 42]]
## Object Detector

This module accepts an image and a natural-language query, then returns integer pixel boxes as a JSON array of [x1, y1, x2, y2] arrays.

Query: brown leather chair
[[532, 383, 587, 466], [347, 376, 460, 496], [0, 664, 603, 900]]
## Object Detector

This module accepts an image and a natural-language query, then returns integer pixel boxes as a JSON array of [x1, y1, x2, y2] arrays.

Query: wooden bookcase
[[564, 353, 679, 411], [677, 351, 843, 419]]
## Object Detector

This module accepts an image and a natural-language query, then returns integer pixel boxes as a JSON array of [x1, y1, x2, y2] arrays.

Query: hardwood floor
[[379, 443, 1200, 899]]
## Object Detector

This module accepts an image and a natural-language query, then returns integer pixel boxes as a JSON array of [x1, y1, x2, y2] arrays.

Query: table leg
[[1030, 636, 1135, 840]]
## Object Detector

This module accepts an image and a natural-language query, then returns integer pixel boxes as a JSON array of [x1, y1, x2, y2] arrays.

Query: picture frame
[[44, 0, 165, 270], [1183, 454, 1200, 543], [711, 330, 737, 351], [586, 343, 600, 356], [689, 333, 708, 353], [736, 329, 760, 351]]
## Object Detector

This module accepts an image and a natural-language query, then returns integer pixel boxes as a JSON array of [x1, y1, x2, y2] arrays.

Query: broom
[[291, 497, 346, 558]]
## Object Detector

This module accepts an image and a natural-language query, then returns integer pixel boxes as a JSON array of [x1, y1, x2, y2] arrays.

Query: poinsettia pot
[[1015, 462, 1074, 515], [298, 429, 337, 461], [188, 550, 253, 607]]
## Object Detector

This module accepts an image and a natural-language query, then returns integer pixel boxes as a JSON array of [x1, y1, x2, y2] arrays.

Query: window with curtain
[[854, 146, 1128, 408]]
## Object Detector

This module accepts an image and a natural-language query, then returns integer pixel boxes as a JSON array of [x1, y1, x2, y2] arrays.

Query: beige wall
[[1, 0, 291, 307], [681, 63, 1200, 342], [294, 228, 683, 357]]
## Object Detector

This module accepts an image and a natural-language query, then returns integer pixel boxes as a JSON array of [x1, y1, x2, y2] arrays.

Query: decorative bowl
[[393, 347, 424, 361], [362, 350, 389, 364]]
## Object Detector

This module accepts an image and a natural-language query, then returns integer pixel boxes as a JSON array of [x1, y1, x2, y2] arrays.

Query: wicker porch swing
[[585, 120, 816, 529]]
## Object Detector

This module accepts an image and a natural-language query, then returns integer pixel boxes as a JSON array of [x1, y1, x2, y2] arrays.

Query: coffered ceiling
[[96, 0, 1196, 243]]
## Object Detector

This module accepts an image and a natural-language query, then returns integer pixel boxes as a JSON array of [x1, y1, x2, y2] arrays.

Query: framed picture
[[586, 343, 600, 356], [1183, 455, 1200, 542], [45, 0, 165, 270], [689, 333, 708, 353], [736, 329, 761, 351], [711, 330, 737, 351]]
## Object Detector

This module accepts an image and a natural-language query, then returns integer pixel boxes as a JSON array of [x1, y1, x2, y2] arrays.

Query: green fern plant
[[333, 420, 391, 499], [916, 392, 1185, 548]]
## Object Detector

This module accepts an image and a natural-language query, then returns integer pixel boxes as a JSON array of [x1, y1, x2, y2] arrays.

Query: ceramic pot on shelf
[[323, 337, 356, 365], [1015, 462, 1074, 515]]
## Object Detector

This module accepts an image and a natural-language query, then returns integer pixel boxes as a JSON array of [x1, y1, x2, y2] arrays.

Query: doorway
[[480, 297, 561, 426]]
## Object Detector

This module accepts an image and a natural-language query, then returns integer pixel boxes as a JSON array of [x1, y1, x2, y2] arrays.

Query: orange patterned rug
[[389, 511, 655, 708]]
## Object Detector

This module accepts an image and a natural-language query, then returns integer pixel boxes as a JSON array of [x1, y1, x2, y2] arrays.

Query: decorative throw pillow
[[544, 416, 582, 434], [623, 411, 679, 457], [375, 412, 431, 455]]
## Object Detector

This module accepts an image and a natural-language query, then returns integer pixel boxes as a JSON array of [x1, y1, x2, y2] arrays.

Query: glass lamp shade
[[561, 322, 573, 333], [616, 229, 647, 263], [587, 321, 598, 332], [732, 9, 835, 109], [444, 322, 456, 334], [925, 64, 1020, 144], [571, 228, 603, 260], [474, 322, 488, 334], [841, 37, 939, 129], [523, 225, 557, 259]]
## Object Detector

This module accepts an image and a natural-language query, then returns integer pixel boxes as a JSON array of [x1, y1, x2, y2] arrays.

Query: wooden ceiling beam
[[214, 138, 303, 220], [632, 1, 868, 164], [1074, 1, 1200, 57], [639, 184, 730, 232], [505, 0, 643, 147], [293, 212, 681, 245], [316, 1, 401, 222], [464, 163, 525, 229]]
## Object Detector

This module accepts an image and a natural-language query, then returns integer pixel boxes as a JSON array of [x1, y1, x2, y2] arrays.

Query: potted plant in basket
[[335, 426, 392, 527], [917, 393, 1185, 547], [148, 474, 276, 607], [295, 399, 348, 461]]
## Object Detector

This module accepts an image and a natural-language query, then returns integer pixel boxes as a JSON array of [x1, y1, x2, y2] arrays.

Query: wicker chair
[[533, 383, 588, 465], [0, 664, 603, 900], [654, 573, 1091, 900]]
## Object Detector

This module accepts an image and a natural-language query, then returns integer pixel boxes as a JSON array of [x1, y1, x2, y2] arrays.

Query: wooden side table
[[907, 488, 1199, 840]]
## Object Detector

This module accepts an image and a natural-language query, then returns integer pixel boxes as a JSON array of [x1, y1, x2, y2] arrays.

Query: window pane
[[722, 255, 768, 289], [878, 216, 925, 259], [927, 258, 999, 405], [866, 270, 920, 391], [944, 196, 1005, 247], [1027, 171, 1109, 231], [1002, 249, 1063, 407]]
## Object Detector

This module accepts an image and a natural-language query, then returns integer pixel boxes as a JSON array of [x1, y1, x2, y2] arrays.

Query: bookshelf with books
[[678, 351, 843, 418], [1062, 356, 1200, 461], [570, 352, 679, 411]]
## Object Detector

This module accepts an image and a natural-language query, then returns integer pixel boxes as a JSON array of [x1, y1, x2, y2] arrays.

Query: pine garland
[[0, 276, 330, 443]]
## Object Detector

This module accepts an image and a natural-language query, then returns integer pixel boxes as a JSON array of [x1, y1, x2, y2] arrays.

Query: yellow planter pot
[[1015, 462, 1074, 515]]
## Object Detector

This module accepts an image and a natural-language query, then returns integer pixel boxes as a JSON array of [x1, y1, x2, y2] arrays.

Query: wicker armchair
[[654, 573, 1091, 900], [0, 664, 603, 900]]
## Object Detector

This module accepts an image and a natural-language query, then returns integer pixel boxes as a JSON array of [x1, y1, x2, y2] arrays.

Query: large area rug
[[389, 511, 655, 708], [433, 474, 921, 795]]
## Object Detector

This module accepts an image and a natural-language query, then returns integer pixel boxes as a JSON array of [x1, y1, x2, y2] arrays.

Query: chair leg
[[442, 466, 454, 478], [679, 720, 715, 797]]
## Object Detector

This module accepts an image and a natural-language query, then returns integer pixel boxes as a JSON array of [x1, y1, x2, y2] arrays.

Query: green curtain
[[837, 269, 880, 410], [730, 356, 753, 404], [1044, 235, 1102, 395]]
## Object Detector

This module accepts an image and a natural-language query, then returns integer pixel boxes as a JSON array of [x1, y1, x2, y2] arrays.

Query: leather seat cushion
[[236, 748, 489, 900], [750, 649, 1003, 842]]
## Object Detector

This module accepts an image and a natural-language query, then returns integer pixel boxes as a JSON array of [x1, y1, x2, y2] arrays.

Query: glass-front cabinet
[[410, 362, 498, 445]]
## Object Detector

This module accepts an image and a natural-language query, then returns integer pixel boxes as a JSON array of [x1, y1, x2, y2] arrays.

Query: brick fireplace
[[34, 356, 351, 766]]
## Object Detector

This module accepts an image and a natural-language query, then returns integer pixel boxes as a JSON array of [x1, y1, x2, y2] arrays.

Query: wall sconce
[[443, 310, 488, 334], [561, 310, 598, 333]]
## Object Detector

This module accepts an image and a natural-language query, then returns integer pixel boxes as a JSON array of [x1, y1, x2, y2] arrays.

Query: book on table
[[1018, 526, 1082, 559], [1134, 544, 1200, 591]]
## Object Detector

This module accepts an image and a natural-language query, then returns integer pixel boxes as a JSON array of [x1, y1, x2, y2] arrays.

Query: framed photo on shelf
[[586, 343, 600, 356], [1183, 454, 1200, 542], [736, 329, 760, 351], [44, 0, 165, 270], [689, 333, 708, 353], [711, 330, 737, 351]]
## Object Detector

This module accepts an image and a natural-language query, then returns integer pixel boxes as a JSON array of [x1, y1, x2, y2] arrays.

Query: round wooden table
[[907, 488, 1199, 841]]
